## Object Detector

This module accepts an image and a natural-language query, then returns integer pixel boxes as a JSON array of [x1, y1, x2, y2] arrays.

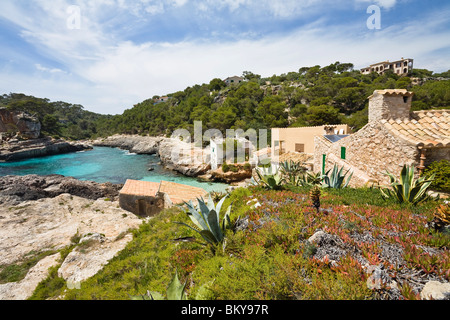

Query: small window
[[295, 144, 305, 153], [403, 96, 409, 103]]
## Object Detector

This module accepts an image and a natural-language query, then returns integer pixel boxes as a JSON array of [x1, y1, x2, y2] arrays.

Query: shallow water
[[0, 147, 229, 193]]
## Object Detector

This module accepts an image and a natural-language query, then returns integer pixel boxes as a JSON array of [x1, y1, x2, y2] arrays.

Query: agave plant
[[379, 164, 435, 205], [279, 160, 307, 186], [321, 164, 353, 189], [175, 194, 232, 248], [253, 166, 285, 190], [298, 171, 324, 187], [129, 269, 187, 300]]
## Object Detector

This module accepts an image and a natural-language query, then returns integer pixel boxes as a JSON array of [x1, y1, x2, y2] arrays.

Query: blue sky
[[0, 0, 449, 115]]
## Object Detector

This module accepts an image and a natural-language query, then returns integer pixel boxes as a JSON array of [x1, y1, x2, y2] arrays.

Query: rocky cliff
[[0, 108, 41, 140], [93, 135, 211, 177]]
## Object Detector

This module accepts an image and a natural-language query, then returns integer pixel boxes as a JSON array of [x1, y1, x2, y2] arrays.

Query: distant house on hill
[[314, 89, 450, 187], [360, 58, 414, 76], [153, 96, 171, 105], [224, 76, 245, 86]]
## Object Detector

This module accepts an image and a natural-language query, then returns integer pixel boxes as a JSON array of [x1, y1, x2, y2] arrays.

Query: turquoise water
[[0, 147, 229, 193]]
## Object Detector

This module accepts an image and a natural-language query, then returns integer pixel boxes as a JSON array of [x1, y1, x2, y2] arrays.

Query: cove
[[0, 146, 229, 193]]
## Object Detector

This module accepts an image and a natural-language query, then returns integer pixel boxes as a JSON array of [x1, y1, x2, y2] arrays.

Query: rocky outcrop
[[93, 135, 162, 154], [0, 193, 143, 300], [0, 137, 92, 162], [158, 138, 211, 176], [93, 135, 211, 177], [0, 108, 41, 140], [0, 174, 123, 205], [209, 166, 252, 184]]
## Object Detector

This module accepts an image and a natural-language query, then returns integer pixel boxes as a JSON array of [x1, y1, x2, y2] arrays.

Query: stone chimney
[[368, 89, 414, 123]]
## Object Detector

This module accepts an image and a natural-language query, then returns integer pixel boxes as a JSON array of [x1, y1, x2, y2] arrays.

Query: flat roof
[[120, 179, 208, 204]]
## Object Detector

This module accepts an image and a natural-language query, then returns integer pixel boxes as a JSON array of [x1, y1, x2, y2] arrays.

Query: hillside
[[1, 62, 449, 141], [25, 184, 450, 301], [92, 62, 450, 139]]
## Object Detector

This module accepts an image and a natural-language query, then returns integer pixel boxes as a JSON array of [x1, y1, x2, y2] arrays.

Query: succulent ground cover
[[32, 186, 449, 300]]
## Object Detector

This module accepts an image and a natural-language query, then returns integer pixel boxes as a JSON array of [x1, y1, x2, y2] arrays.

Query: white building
[[360, 58, 414, 76]]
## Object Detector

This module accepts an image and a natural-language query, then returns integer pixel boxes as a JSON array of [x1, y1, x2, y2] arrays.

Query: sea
[[0, 146, 229, 193]]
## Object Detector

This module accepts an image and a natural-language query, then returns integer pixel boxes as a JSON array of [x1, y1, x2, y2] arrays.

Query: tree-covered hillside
[[93, 62, 450, 138], [0, 93, 110, 140], [2, 62, 449, 141]]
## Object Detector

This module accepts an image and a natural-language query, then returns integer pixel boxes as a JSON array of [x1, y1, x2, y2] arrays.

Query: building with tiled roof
[[381, 110, 450, 149], [314, 89, 450, 187], [119, 180, 208, 217]]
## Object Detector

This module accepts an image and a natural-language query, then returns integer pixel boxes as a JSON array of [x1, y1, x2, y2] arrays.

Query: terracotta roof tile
[[120, 180, 208, 205], [382, 110, 450, 148]]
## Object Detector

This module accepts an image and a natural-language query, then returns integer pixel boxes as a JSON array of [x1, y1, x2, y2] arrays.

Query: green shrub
[[229, 165, 239, 173], [424, 160, 450, 193], [243, 163, 252, 171], [222, 163, 230, 173]]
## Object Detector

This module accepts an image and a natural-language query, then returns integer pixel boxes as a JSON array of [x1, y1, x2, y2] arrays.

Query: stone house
[[314, 89, 450, 187], [360, 58, 414, 76], [119, 180, 207, 217]]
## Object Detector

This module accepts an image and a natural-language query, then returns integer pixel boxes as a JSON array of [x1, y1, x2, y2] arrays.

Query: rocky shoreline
[[0, 137, 92, 162], [92, 134, 212, 177], [0, 174, 123, 205], [0, 174, 142, 300]]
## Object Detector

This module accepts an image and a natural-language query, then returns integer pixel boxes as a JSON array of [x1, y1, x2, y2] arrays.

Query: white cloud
[[35, 64, 66, 74], [0, 0, 449, 115]]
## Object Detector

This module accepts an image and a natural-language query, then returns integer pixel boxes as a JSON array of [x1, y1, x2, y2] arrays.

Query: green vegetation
[[0, 93, 108, 140], [321, 164, 353, 189], [0, 250, 56, 284], [29, 184, 449, 300], [379, 165, 435, 205], [129, 270, 187, 300], [423, 160, 450, 193], [253, 167, 285, 190], [175, 195, 232, 252], [2, 64, 448, 141]]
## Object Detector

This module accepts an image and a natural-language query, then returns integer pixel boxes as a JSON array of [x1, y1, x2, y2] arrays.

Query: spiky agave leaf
[[380, 165, 436, 205], [166, 269, 187, 300]]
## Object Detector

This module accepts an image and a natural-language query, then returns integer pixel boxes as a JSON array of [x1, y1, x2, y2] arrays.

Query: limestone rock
[[158, 138, 211, 177], [0, 193, 143, 299], [0, 137, 91, 162], [0, 253, 61, 300], [58, 232, 134, 289], [420, 281, 450, 300], [0, 108, 41, 140], [92, 135, 211, 177], [92, 134, 162, 154], [0, 174, 123, 205]]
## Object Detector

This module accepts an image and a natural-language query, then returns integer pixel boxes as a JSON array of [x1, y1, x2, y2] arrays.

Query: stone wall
[[119, 192, 172, 217], [425, 148, 450, 167], [368, 90, 413, 123], [314, 121, 420, 187]]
